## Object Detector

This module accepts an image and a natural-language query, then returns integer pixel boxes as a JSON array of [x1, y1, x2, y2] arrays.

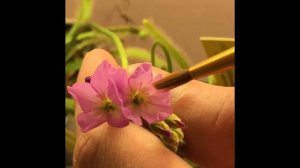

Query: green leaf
[[66, 59, 82, 74], [66, 97, 75, 111], [200, 37, 235, 86], [207, 70, 234, 86]]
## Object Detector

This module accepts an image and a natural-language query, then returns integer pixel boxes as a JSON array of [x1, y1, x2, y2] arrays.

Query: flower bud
[[149, 121, 172, 138], [164, 114, 185, 129], [149, 120, 183, 152], [161, 130, 180, 152]]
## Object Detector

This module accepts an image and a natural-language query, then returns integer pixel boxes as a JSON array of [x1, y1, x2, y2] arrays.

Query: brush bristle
[[153, 70, 193, 90]]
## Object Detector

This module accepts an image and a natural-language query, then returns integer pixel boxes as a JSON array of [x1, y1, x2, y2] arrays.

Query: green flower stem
[[125, 47, 166, 67], [66, 0, 94, 62], [108, 26, 140, 34], [143, 19, 189, 69], [66, 0, 93, 45], [151, 42, 173, 72], [76, 26, 139, 41], [91, 23, 128, 68], [66, 37, 104, 62], [76, 31, 100, 41]]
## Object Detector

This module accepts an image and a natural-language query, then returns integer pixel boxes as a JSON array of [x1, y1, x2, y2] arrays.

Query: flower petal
[[152, 74, 163, 82], [107, 108, 129, 127], [108, 69, 129, 101], [144, 74, 170, 105], [107, 79, 122, 106], [158, 111, 172, 120], [123, 107, 143, 125], [141, 103, 172, 123], [67, 83, 101, 112], [90, 60, 116, 95], [147, 88, 170, 106], [77, 110, 107, 133], [139, 105, 157, 123], [128, 63, 153, 90]]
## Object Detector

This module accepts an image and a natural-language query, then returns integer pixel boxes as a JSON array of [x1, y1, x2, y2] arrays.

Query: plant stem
[[91, 23, 128, 68], [66, 0, 93, 45], [108, 26, 140, 34], [66, 37, 103, 62], [143, 19, 189, 69], [125, 47, 166, 67], [151, 42, 173, 72]]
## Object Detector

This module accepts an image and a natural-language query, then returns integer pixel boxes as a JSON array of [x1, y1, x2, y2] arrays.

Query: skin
[[72, 49, 234, 168]]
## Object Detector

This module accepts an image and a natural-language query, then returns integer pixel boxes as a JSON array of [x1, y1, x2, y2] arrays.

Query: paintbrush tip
[[153, 70, 193, 90]]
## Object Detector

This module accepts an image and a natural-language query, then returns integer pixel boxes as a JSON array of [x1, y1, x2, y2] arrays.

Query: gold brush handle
[[153, 46, 235, 90], [188, 46, 235, 79]]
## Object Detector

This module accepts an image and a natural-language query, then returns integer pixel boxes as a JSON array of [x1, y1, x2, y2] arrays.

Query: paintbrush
[[153, 46, 235, 90]]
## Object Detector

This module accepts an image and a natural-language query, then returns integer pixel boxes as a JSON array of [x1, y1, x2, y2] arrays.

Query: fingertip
[[152, 66, 169, 76], [84, 49, 118, 65], [77, 49, 120, 82], [127, 63, 169, 77]]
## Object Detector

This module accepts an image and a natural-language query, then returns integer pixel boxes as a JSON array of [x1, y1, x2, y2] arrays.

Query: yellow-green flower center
[[101, 98, 117, 112], [131, 91, 144, 106]]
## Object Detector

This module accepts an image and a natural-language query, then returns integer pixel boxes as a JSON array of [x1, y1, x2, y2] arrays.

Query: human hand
[[72, 49, 234, 168]]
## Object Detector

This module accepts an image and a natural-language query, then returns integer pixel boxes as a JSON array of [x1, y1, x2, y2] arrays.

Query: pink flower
[[68, 61, 173, 132], [67, 61, 129, 132], [123, 63, 172, 125]]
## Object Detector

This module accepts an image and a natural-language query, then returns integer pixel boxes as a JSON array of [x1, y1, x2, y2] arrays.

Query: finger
[[77, 49, 120, 83], [170, 79, 234, 168], [74, 123, 191, 168], [150, 66, 234, 168]]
